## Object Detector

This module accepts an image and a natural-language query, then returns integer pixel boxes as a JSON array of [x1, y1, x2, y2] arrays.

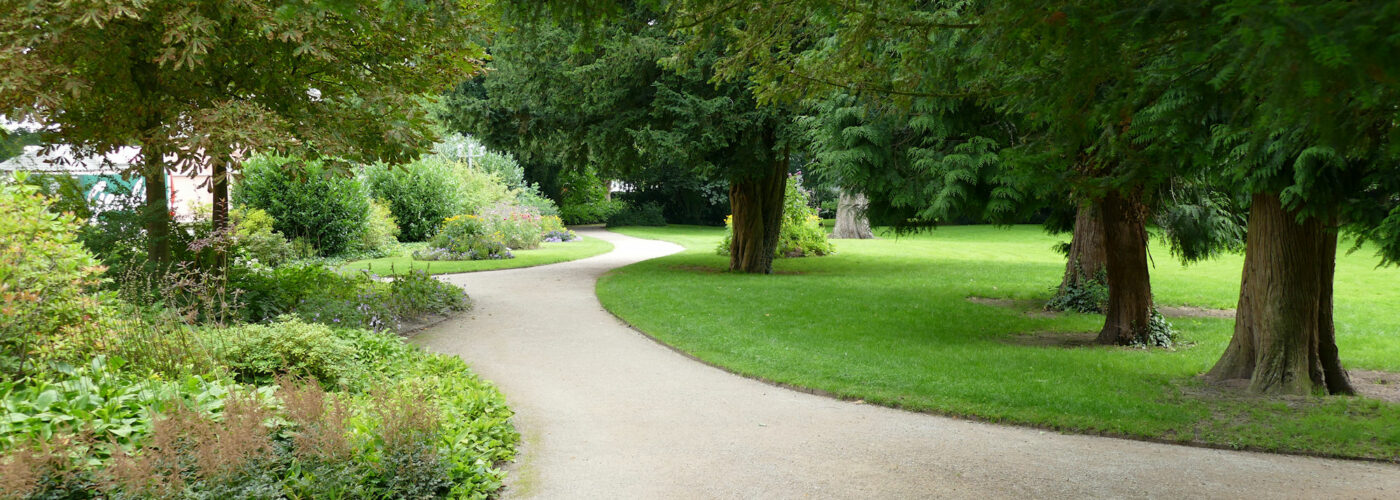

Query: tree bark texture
[[211, 159, 230, 233], [142, 156, 172, 262], [728, 153, 788, 274], [1096, 190, 1154, 345], [1059, 201, 1108, 294], [1206, 192, 1355, 395], [832, 191, 874, 239]]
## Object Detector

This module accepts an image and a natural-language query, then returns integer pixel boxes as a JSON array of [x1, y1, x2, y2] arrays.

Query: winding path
[[415, 228, 1400, 499]]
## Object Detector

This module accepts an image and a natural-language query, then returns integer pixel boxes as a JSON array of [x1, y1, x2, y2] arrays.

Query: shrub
[[229, 207, 293, 266], [365, 159, 461, 242], [558, 167, 623, 224], [233, 155, 370, 256], [387, 270, 471, 318], [515, 185, 560, 216], [540, 215, 579, 242], [480, 203, 546, 250], [605, 201, 667, 227], [423, 215, 514, 261], [717, 179, 834, 258], [357, 199, 401, 255], [0, 176, 108, 376], [204, 317, 356, 385]]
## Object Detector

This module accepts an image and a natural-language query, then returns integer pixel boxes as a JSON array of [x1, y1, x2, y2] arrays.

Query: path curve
[[416, 228, 1400, 499]]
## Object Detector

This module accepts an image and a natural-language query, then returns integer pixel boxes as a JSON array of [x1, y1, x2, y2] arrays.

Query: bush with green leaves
[[558, 167, 624, 224], [233, 155, 370, 256], [1, 333, 519, 499], [718, 178, 834, 258], [606, 201, 667, 227], [229, 207, 294, 266], [356, 199, 401, 255], [422, 215, 514, 261], [0, 176, 108, 376], [365, 158, 461, 242], [203, 317, 356, 385]]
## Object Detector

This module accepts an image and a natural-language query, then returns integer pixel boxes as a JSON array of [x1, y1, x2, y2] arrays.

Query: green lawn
[[598, 225, 1400, 460], [342, 235, 613, 276]]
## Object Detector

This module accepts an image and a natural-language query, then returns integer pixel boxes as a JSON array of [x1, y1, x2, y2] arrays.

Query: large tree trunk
[[1096, 190, 1154, 345], [1206, 192, 1354, 395], [142, 155, 172, 262], [1058, 201, 1108, 294], [831, 191, 873, 239], [728, 149, 787, 274]]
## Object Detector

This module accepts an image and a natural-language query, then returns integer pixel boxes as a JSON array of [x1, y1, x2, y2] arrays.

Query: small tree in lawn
[[0, 1, 485, 261]]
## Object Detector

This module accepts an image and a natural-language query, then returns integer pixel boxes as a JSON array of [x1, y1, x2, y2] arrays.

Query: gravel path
[[415, 228, 1400, 499]]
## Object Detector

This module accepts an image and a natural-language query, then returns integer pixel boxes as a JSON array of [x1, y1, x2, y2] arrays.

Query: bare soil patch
[[966, 296, 1060, 318], [1002, 331, 1099, 348], [1187, 371, 1400, 405], [1351, 370, 1400, 404], [1158, 305, 1235, 319]]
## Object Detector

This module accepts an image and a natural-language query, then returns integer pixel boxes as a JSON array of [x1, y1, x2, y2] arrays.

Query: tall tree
[[0, 0, 485, 260], [446, 9, 799, 273]]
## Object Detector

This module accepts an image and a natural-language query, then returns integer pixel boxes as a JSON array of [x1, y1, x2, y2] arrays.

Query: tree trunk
[[832, 191, 873, 239], [142, 153, 172, 262], [211, 159, 230, 233], [728, 150, 787, 274], [1058, 201, 1108, 294], [1206, 192, 1354, 395], [1096, 190, 1154, 345]]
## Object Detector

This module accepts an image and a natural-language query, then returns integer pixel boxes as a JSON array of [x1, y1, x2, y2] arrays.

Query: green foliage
[[479, 204, 547, 250], [1, 0, 486, 197], [387, 270, 472, 319], [227, 263, 468, 333], [606, 202, 667, 228], [228, 208, 293, 266], [718, 179, 834, 258], [1046, 271, 1109, 314], [1, 330, 519, 499], [366, 158, 461, 242], [0, 356, 242, 453], [558, 168, 624, 224], [233, 155, 371, 257], [343, 236, 614, 276], [204, 318, 356, 386], [540, 215, 578, 242], [0, 177, 106, 376], [357, 199, 401, 256], [1133, 311, 1179, 349], [424, 215, 515, 261]]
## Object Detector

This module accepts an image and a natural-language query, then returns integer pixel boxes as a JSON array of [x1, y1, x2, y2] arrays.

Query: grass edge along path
[[342, 234, 614, 276], [596, 225, 1400, 462]]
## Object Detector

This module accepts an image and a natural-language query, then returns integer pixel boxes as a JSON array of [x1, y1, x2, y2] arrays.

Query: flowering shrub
[[540, 215, 579, 242], [422, 215, 514, 261], [479, 203, 545, 250], [718, 176, 834, 258]]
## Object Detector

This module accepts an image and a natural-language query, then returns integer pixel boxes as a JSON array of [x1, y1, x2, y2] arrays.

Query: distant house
[[0, 144, 212, 220]]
